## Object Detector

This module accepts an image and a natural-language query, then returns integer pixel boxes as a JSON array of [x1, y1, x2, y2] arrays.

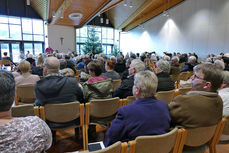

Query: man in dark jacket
[[114, 59, 145, 98], [34, 57, 84, 106], [156, 60, 174, 92]]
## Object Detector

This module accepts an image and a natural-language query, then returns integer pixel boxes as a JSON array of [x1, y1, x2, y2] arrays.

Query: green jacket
[[83, 79, 113, 102]]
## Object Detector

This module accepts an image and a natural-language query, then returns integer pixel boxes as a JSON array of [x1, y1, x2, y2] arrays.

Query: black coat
[[114, 75, 134, 99], [156, 72, 175, 92]]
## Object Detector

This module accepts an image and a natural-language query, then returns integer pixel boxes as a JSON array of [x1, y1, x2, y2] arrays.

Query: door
[[11, 43, 20, 63]]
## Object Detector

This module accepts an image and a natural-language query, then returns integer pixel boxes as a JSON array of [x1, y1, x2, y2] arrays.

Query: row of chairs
[[121, 87, 194, 106], [80, 118, 226, 153], [14, 79, 122, 106], [11, 99, 229, 152]]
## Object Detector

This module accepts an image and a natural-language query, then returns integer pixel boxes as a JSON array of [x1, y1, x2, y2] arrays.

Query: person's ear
[[203, 81, 212, 90]]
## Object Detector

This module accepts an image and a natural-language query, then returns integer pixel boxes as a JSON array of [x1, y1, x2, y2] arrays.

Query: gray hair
[[163, 55, 170, 61], [188, 56, 196, 63], [157, 60, 171, 73], [131, 59, 145, 73], [214, 60, 225, 70], [44, 57, 60, 73], [0, 71, 15, 112], [134, 71, 158, 97], [222, 71, 229, 86], [172, 56, 179, 63]]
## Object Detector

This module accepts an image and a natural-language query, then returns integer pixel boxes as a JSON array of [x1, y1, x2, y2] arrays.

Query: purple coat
[[104, 97, 171, 146]]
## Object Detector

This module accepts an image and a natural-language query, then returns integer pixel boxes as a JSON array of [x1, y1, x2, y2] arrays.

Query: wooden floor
[[46, 126, 229, 153]]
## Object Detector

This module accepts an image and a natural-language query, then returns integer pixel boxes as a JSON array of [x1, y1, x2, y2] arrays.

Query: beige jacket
[[169, 91, 223, 128]]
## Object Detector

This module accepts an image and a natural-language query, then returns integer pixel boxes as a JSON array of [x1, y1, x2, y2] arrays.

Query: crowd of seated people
[[2, 50, 229, 152]]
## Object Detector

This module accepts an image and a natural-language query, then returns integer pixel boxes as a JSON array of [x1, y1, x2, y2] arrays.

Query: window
[[76, 25, 120, 56], [0, 15, 45, 42], [0, 15, 45, 61]]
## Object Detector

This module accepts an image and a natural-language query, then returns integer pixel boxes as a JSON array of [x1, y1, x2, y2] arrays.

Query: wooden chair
[[178, 118, 226, 153], [85, 97, 121, 150], [128, 127, 184, 153], [170, 74, 180, 89], [15, 84, 36, 105], [122, 96, 136, 106], [112, 79, 121, 91], [155, 90, 175, 104], [11, 104, 39, 117], [219, 115, 229, 143], [174, 87, 193, 97], [1, 59, 12, 66], [39, 101, 86, 150], [177, 72, 189, 88], [79, 142, 128, 153]]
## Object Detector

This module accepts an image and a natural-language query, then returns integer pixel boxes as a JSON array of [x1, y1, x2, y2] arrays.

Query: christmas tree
[[82, 27, 103, 55]]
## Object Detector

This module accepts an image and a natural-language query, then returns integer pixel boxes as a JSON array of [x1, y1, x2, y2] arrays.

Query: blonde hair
[[61, 68, 75, 77], [134, 71, 158, 97], [19, 61, 31, 73]]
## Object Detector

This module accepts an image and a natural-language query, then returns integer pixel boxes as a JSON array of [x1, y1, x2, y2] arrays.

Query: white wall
[[48, 25, 75, 53], [120, 0, 229, 58]]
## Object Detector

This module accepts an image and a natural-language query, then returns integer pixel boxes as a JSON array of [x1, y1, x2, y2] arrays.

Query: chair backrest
[[126, 96, 136, 105], [155, 90, 175, 104], [112, 79, 121, 91], [128, 128, 183, 153], [91, 142, 127, 153], [1, 59, 11, 66], [11, 104, 35, 117], [183, 125, 217, 147], [179, 72, 189, 81], [170, 74, 180, 83], [178, 119, 226, 153], [16, 84, 35, 103], [222, 115, 229, 135], [41, 101, 82, 123], [89, 97, 120, 118], [178, 87, 193, 95]]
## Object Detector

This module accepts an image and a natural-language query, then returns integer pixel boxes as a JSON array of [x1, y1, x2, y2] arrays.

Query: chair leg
[[51, 130, 56, 143], [75, 128, 80, 140]]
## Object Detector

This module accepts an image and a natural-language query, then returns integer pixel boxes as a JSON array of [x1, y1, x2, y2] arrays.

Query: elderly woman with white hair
[[156, 59, 175, 92], [114, 59, 145, 98], [180, 56, 197, 72], [105, 70, 171, 146]]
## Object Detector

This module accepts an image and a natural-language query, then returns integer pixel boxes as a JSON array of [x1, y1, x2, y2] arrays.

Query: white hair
[[214, 60, 225, 70], [134, 71, 158, 97], [188, 56, 196, 63], [163, 55, 170, 61], [131, 59, 145, 73], [157, 60, 170, 73]]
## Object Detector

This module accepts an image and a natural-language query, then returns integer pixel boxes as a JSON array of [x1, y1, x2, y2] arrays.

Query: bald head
[[44, 57, 60, 74]]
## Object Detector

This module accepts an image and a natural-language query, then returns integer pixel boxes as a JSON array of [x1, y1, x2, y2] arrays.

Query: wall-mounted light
[[60, 11, 64, 18], [26, 0, 30, 5], [129, 1, 133, 8], [100, 18, 104, 24], [123, 0, 127, 6], [52, 11, 56, 17], [106, 19, 109, 24]]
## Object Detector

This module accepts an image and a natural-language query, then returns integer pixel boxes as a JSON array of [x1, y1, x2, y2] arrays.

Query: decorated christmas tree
[[82, 27, 103, 55]]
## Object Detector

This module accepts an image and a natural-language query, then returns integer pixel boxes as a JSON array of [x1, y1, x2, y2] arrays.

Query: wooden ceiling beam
[[122, 0, 184, 31], [49, 0, 72, 25], [100, 0, 124, 14], [117, 0, 156, 30]]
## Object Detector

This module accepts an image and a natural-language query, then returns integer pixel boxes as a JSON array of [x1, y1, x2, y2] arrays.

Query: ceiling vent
[[68, 13, 83, 25]]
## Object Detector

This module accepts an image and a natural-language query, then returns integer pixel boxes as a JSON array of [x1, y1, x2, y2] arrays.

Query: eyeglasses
[[192, 74, 205, 80]]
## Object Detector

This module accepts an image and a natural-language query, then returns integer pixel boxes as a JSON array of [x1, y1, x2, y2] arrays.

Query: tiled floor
[[47, 127, 229, 153]]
